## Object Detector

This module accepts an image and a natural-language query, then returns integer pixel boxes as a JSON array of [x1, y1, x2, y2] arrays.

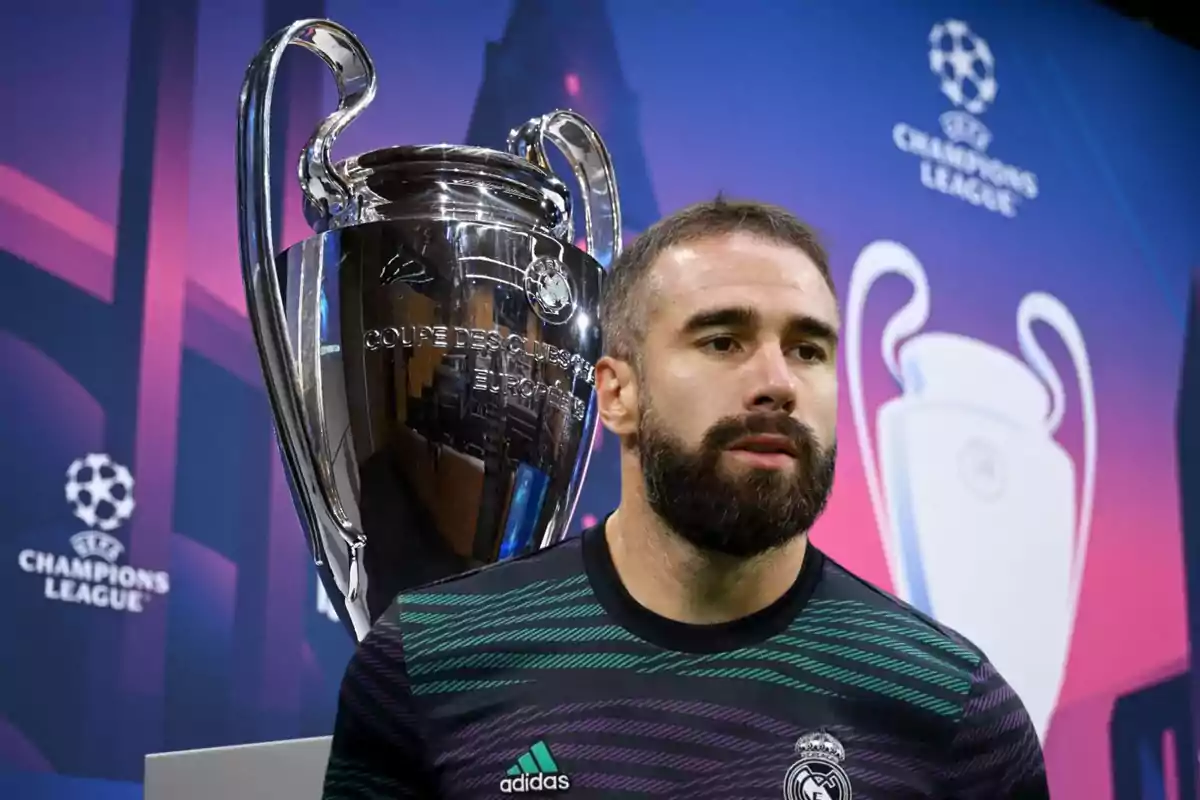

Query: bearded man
[[320, 198, 1049, 799]]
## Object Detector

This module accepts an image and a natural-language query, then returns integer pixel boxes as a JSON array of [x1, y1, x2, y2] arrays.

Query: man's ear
[[595, 355, 639, 437]]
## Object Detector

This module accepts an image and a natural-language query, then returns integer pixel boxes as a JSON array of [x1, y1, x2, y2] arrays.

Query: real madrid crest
[[783, 731, 852, 800], [523, 256, 576, 325]]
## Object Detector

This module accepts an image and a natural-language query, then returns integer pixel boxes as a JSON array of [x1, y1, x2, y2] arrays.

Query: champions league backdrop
[[2, 0, 1198, 797]]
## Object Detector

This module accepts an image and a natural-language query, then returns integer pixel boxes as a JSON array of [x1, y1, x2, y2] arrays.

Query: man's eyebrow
[[681, 307, 758, 334], [681, 307, 839, 346], [789, 316, 839, 347]]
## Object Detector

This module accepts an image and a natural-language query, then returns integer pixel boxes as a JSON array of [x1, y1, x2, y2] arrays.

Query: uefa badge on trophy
[[236, 19, 621, 639]]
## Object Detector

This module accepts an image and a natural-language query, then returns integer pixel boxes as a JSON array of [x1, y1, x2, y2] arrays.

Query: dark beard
[[638, 406, 836, 558]]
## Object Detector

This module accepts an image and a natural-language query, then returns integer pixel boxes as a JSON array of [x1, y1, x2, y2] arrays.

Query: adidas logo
[[499, 740, 571, 793]]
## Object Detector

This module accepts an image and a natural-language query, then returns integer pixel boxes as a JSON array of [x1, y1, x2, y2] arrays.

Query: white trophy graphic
[[845, 240, 1096, 742]]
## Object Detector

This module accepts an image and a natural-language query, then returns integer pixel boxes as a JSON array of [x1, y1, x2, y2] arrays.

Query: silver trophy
[[236, 19, 620, 639]]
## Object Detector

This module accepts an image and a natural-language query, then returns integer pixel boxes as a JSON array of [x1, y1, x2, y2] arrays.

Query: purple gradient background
[[1, 1, 1199, 798]]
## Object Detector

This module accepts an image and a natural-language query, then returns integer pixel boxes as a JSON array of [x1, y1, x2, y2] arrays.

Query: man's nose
[[744, 344, 796, 414]]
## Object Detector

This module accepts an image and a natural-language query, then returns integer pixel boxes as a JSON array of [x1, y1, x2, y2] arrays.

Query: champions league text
[[17, 548, 170, 612], [893, 123, 1039, 218]]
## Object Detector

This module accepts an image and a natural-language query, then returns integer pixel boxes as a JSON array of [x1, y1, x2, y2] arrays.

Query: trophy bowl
[[236, 19, 620, 639]]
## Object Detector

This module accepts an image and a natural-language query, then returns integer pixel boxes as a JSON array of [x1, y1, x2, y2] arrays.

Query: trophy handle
[[507, 110, 623, 267], [237, 19, 376, 603], [844, 240, 932, 601], [1015, 291, 1097, 632]]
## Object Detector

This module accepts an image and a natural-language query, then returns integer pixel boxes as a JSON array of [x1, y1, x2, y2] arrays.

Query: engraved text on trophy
[[363, 324, 593, 421]]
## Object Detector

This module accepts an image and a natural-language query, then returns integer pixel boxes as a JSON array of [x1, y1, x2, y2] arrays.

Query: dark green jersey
[[321, 522, 1048, 798]]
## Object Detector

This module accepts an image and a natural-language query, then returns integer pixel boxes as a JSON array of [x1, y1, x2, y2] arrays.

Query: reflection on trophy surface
[[236, 18, 621, 639]]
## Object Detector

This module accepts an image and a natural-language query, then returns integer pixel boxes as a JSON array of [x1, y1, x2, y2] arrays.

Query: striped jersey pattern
[[321, 524, 1048, 798]]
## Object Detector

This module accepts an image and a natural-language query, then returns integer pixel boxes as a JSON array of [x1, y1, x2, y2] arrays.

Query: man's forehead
[[646, 234, 838, 326]]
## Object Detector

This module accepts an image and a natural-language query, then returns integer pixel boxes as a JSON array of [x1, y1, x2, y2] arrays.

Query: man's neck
[[603, 499, 808, 627]]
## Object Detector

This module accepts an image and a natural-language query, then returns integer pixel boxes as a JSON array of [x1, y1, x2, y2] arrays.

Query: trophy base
[[144, 736, 331, 800]]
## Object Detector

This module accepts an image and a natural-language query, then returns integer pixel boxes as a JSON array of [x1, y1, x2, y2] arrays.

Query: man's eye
[[793, 343, 826, 362], [701, 336, 740, 353]]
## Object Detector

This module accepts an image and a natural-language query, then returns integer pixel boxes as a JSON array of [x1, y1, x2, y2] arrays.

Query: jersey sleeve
[[944, 659, 1050, 798], [320, 617, 438, 799]]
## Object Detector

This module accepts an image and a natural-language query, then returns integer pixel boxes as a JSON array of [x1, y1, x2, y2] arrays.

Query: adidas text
[[500, 773, 571, 793]]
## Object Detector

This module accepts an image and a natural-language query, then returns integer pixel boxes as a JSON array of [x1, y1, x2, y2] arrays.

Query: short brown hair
[[600, 196, 833, 361]]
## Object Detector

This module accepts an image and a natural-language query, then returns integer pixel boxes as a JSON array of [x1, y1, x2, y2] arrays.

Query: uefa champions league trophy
[[845, 241, 1097, 742], [236, 19, 620, 640]]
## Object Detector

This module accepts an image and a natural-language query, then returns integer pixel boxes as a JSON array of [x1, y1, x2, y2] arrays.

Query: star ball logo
[[16, 453, 171, 613], [891, 19, 1039, 218]]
